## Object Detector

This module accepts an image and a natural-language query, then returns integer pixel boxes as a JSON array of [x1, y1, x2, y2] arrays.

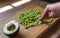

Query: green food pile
[[19, 9, 53, 28]]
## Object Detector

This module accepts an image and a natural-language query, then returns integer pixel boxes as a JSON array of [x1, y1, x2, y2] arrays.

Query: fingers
[[48, 12, 54, 18], [39, 5, 50, 20], [48, 12, 58, 18]]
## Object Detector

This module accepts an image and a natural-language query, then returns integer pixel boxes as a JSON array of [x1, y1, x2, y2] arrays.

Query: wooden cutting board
[[0, 5, 59, 38]]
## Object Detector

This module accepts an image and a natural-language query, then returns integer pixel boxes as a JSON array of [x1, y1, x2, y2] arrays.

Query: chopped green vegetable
[[43, 18, 53, 23], [19, 8, 53, 28]]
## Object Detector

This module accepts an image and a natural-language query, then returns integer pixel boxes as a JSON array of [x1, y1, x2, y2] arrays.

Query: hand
[[39, 2, 60, 20]]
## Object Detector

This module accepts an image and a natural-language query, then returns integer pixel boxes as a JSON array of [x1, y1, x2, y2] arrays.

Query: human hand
[[39, 2, 60, 20]]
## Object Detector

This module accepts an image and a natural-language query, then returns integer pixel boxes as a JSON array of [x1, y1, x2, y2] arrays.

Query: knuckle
[[46, 5, 49, 7]]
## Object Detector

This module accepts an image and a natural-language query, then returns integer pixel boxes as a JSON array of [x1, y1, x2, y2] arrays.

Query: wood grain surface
[[0, 5, 59, 38]]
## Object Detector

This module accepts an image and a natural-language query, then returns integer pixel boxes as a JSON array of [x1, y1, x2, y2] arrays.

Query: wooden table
[[40, 20, 60, 38], [0, 0, 60, 38], [0, 5, 60, 38]]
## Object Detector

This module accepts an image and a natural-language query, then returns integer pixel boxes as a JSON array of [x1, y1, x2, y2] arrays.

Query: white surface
[[0, 5, 13, 13], [11, 0, 31, 7]]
